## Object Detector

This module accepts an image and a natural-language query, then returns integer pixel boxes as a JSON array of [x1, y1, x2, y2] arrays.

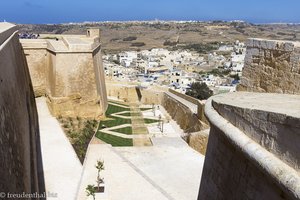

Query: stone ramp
[[114, 139, 205, 200], [130, 103, 152, 146], [37, 97, 82, 200], [76, 143, 169, 200]]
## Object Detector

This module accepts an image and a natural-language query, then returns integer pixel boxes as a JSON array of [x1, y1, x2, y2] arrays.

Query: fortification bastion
[[198, 92, 300, 200], [21, 28, 107, 119], [239, 38, 300, 94]]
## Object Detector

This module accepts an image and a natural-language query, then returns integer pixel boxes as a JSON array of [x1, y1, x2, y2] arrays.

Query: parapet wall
[[0, 23, 44, 196], [168, 89, 208, 124], [162, 92, 205, 134], [198, 92, 300, 200], [239, 38, 300, 94]]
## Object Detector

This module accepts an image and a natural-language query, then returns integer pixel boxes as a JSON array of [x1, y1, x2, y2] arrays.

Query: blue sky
[[1, 0, 300, 24]]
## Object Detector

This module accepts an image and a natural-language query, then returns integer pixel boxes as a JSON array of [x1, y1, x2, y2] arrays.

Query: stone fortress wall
[[238, 38, 300, 94], [199, 93, 300, 200], [199, 38, 300, 199], [21, 28, 107, 119], [0, 23, 44, 196]]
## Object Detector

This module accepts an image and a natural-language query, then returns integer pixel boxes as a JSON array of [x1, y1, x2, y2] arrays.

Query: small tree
[[86, 184, 96, 200], [95, 160, 105, 190], [186, 82, 213, 100]]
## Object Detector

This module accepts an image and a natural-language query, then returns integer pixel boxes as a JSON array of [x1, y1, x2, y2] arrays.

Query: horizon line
[[12, 19, 300, 25]]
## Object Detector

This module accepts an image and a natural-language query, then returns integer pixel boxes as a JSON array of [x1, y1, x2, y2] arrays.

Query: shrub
[[123, 36, 137, 41], [186, 82, 213, 100], [131, 42, 145, 47]]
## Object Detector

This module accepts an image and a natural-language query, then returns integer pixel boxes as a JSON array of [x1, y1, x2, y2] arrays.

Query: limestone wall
[[106, 82, 165, 104], [198, 92, 300, 200], [21, 40, 47, 97], [21, 33, 108, 119], [162, 93, 204, 134], [0, 23, 44, 196], [168, 89, 208, 123], [106, 81, 140, 102], [238, 38, 300, 94]]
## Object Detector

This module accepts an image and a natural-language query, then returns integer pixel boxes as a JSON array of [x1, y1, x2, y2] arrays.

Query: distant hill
[[17, 21, 300, 53]]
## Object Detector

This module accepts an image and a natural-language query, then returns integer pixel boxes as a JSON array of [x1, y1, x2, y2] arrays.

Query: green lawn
[[99, 118, 131, 128], [106, 104, 130, 116], [140, 107, 153, 111], [144, 118, 160, 124], [96, 131, 133, 146], [118, 112, 132, 117], [96, 103, 133, 146], [111, 126, 133, 135], [96, 103, 158, 146]]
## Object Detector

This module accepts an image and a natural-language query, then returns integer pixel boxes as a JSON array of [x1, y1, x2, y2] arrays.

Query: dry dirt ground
[[18, 21, 300, 53]]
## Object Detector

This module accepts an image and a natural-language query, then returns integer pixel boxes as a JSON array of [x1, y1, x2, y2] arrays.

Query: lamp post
[[158, 114, 162, 132]]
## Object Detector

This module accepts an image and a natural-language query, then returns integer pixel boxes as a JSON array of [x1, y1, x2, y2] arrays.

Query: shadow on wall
[[0, 23, 45, 195]]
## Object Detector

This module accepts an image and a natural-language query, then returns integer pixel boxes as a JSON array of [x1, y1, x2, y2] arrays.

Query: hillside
[[17, 21, 300, 53]]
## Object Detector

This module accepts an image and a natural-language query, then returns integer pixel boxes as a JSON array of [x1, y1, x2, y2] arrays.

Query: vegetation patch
[[199, 68, 231, 77], [140, 107, 152, 111], [144, 118, 160, 124], [106, 103, 130, 115], [118, 112, 132, 117], [99, 118, 131, 128], [58, 116, 98, 163], [111, 126, 133, 135], [163, 40, 177, 46], [186, 82, 213, 100], [123, 36, 137, 41], [96, 132, 133, 146], [131, 42, 145, 47], [96, 103, 133, 146], [183, 42, 220, 54]]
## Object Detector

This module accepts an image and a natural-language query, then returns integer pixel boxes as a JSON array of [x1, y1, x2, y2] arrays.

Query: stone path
[[130, 103, 152, 146], [76, 143, 169, 200], [77, 102, 205, 200], [36, 98, 82, 200]]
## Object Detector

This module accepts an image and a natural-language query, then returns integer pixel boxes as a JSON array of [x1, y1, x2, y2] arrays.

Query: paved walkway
[[129, 103, 152, 146], [165, 92, 198, 114], [76, 143, 169, 200], [80, 102, 204, 200], [36, 98, 82, 200], [115, 141, 204, 200]]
